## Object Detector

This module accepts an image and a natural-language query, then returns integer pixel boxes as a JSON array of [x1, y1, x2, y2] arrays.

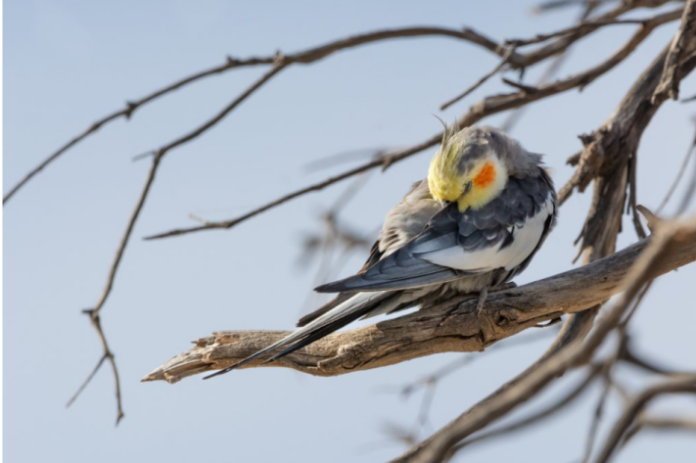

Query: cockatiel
[[205, 125, 556, 378]]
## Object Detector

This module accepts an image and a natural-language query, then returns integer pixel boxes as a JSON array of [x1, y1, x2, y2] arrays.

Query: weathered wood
[[143, 226, 696, 384]]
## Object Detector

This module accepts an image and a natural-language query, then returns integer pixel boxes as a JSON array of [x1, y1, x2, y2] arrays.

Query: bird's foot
[[441, 283, 515, 326], [490, 281, 517, 293], [475, 287, 489, 317]]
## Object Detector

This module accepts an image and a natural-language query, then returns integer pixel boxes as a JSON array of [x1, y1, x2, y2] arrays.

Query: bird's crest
[[429, 127, 467, 202]]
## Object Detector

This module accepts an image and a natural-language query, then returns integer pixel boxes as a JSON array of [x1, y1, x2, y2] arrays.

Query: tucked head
[[428, 126, 536, 210]]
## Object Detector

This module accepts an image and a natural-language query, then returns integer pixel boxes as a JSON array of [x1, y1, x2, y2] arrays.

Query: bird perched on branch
[[205, 125, 556, 379]]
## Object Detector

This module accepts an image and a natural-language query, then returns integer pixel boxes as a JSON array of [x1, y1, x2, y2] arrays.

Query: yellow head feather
[[428, 135, 466, 202], [428, 132, 508, 211]]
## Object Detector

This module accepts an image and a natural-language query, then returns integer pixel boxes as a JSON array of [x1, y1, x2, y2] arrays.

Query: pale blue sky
[[4, 1, 696, 462]]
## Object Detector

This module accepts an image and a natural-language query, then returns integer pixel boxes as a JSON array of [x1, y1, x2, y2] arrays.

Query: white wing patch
[[422, 195, 553, 272], [500, 196, 554, 270]]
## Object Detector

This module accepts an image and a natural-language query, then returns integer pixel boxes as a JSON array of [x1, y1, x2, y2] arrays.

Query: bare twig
[[501, 78, 540, 94], [621, 414, 696, 447], [656, 119, 696, 214], [521, 0, 675, 66], [531, 0, 616, 15], [652, 0, 696, 104], [677, 122, 696, 214], [593, 374, 696, 463], [581, 363, 614, 463], [303, 148, 388, 173], [440, 45, 517, 110], [452, 363, 602, 452], [65, 62, 297, 419], [68, 311, 125, 425], [500, 0, 599, 132], [155, 64, 287, 156], [395, 330, 557, 399], [385, 329, 558, 444], [147, 9, 681, 241], [2, 26, 514, 204], [500, 52, 570, 132], [579, 328, 648, 462], [627, 155, 648, 239], [65, 155, 160, 422], [66, 349, 107, 408], [618, 339, 676, 376], [8, 0, 665, 208], [143, 135, 442, 239], [5, 0, 677, 209], [506, 17, 654, 47]]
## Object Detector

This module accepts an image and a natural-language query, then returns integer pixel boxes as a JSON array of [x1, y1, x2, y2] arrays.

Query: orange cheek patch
[[473, 162, 496, 188]]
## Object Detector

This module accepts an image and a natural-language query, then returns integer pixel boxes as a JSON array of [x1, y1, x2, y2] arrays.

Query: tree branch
[[560, 23, 696, 265], [66, 155, 160, 423], [593, 374, 696, 463], [1, 26, 507, 204], [64, 63, 293, 420], [440, 45, 517, 110], [652, 0, 696, 104], [8, 0, 673, 205], [392, 217, 696, 463], [145, 8, 681, 241], [143, 223, 696, 384], [621, 414, 696, 447], [451, 363, 603, 452]]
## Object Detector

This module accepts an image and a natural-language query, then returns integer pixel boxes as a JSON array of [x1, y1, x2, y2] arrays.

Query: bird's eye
[[464, 180, 473, 194]]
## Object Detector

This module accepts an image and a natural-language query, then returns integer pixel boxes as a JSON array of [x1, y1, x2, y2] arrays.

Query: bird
[[204, 125, 557, 379]]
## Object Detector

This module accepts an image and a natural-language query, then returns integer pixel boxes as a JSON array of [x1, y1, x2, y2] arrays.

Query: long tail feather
[[314, 267, 461, 293], [203, 291, 390, 379], [261, 309, 371, 364], [296, 293, 353, 327]]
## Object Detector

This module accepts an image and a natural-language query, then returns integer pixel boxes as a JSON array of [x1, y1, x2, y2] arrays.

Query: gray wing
[[315, 203, 477, 293], [316, 171, 555, 294]]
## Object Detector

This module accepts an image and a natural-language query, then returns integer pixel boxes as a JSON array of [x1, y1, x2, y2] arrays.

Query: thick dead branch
[[392, 218, 696, 463], [143, 225, 696, 383], [528, 17, 696, 441], [561, 25, 696, 264], [400, 13, 693, 459], [560, 34, 696, 205]]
